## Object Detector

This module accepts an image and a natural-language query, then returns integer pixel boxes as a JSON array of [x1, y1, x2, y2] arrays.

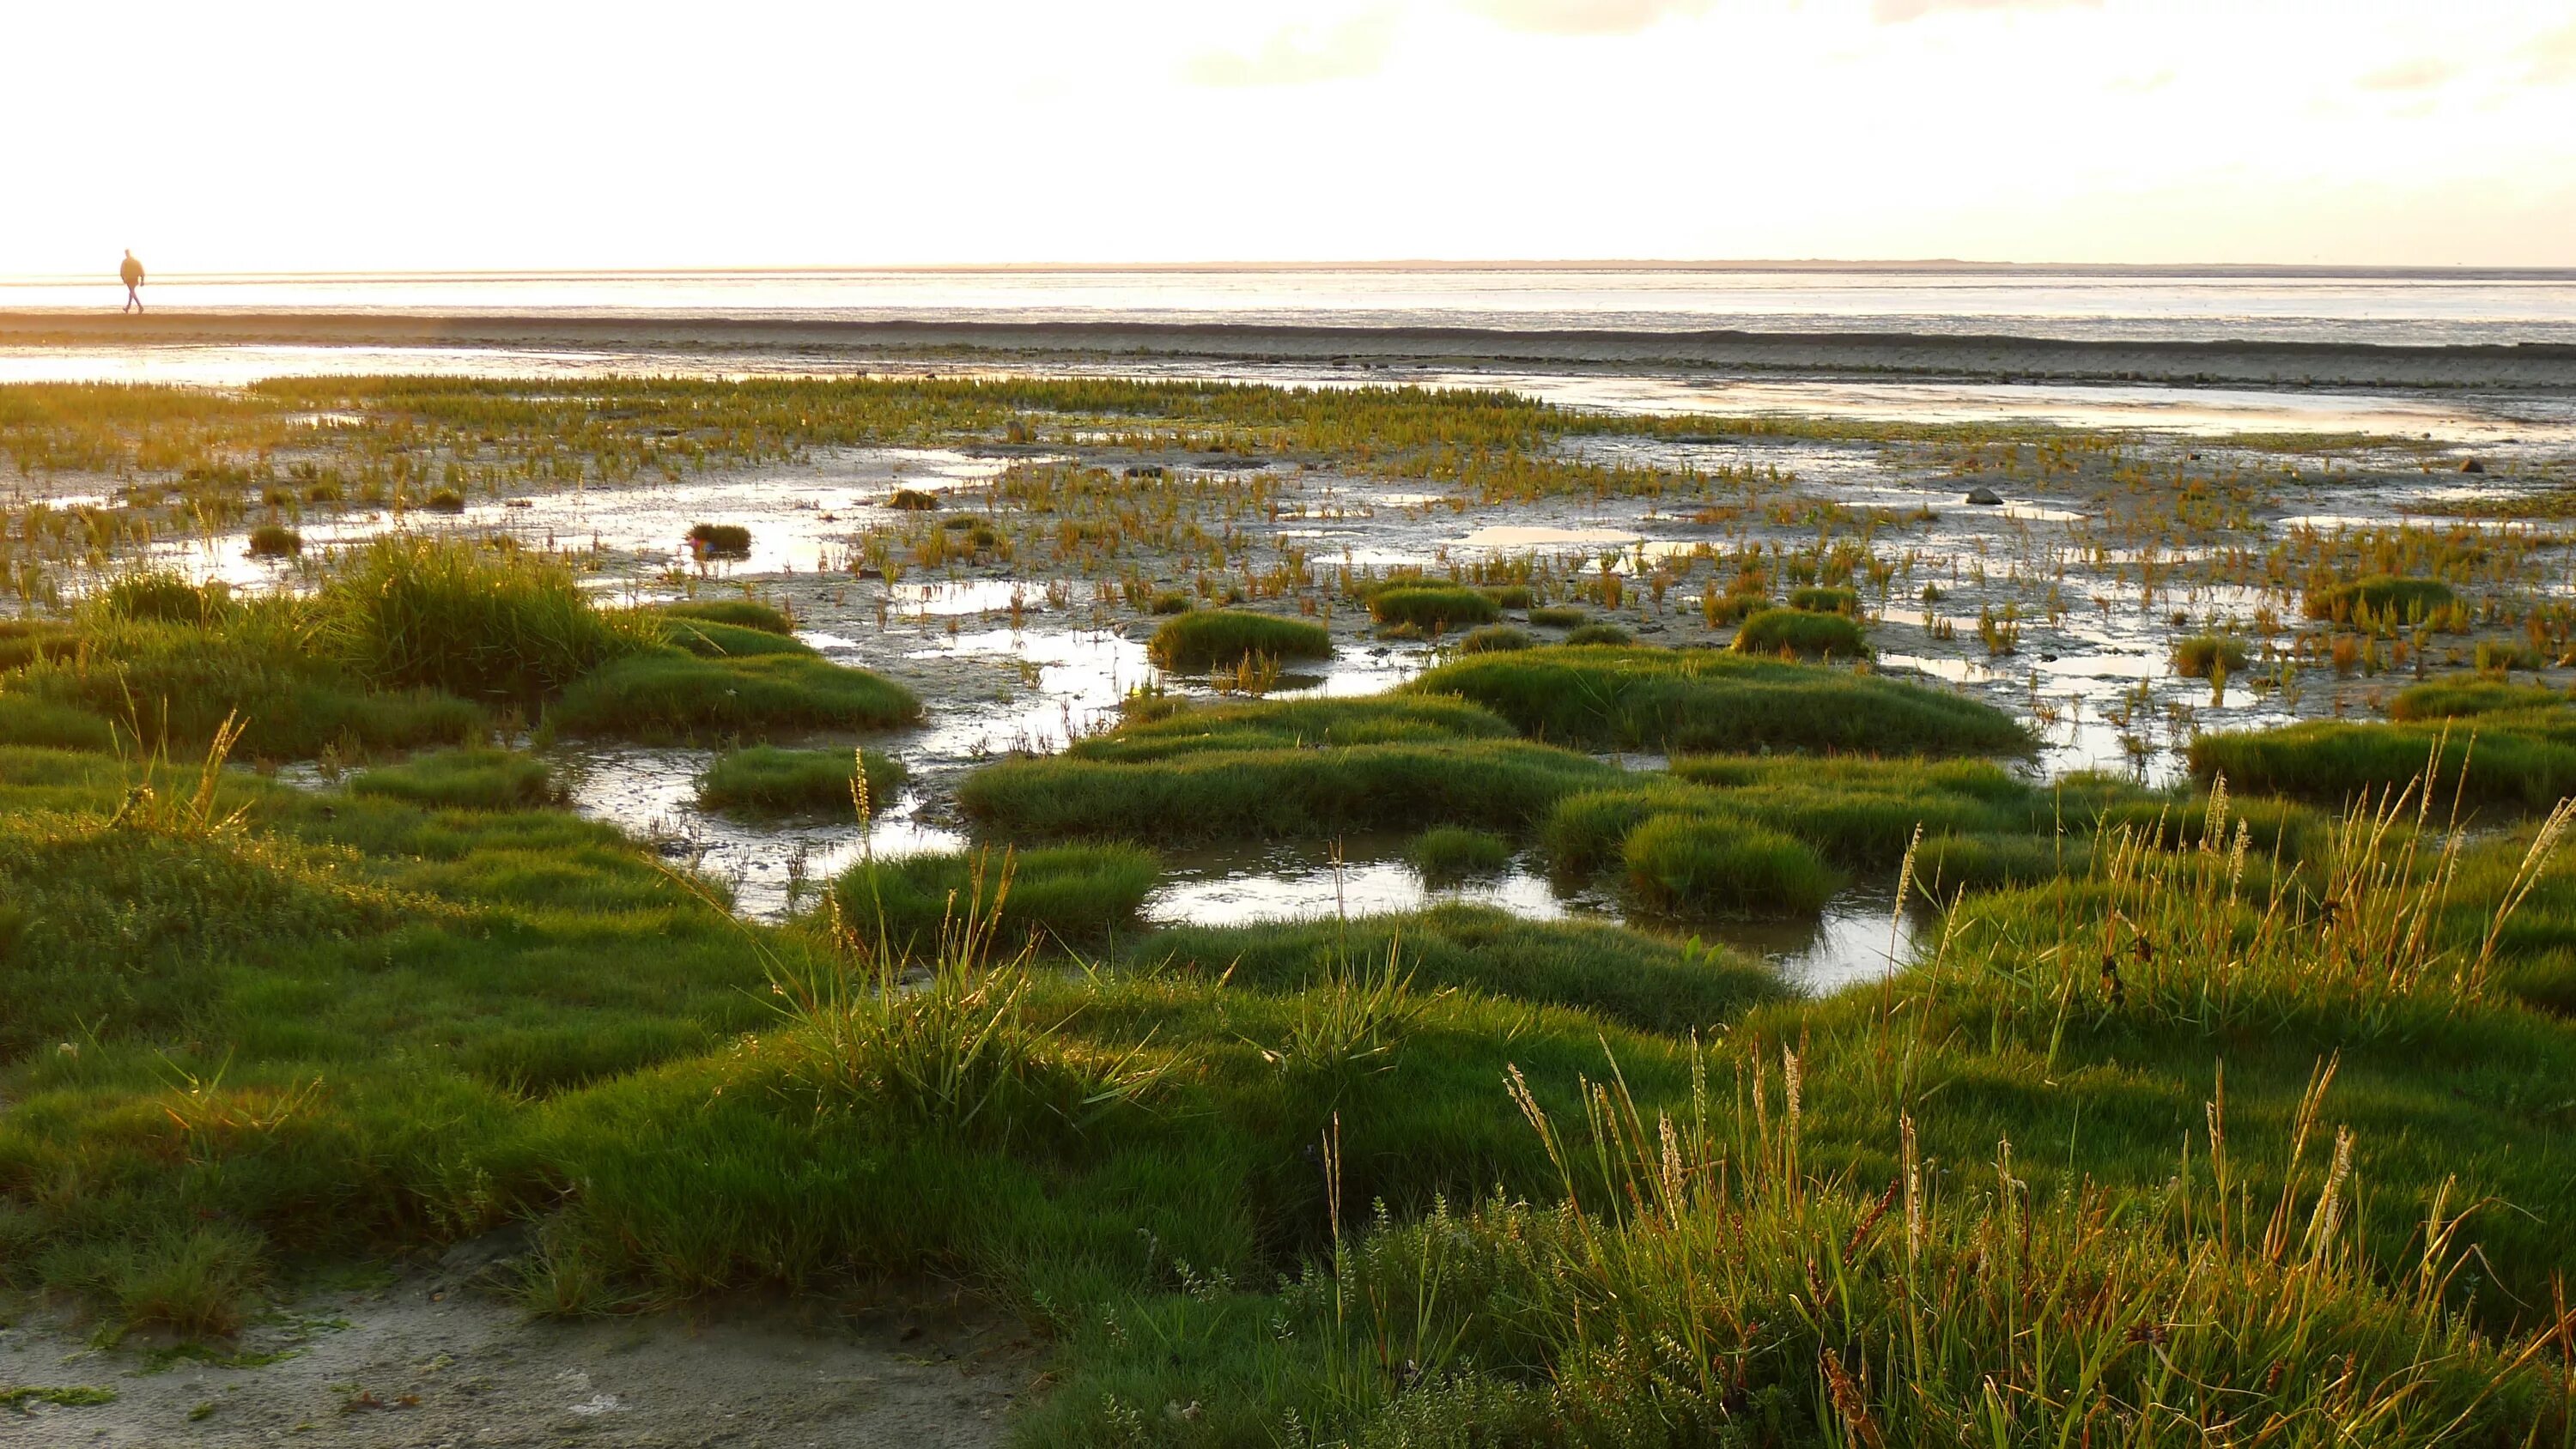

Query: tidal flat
[[3, 367, 2574, 1446]]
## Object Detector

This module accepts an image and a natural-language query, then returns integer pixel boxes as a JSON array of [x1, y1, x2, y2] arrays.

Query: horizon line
[[6, 259, 2576, 286]]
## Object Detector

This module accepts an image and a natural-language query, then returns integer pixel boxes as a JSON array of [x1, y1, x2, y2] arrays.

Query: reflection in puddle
[[558, 744, 964, 922], [1139, 840, 1917, 995]]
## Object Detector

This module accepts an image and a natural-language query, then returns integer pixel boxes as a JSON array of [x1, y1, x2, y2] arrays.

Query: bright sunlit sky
[[7, 0, 2574, 276]]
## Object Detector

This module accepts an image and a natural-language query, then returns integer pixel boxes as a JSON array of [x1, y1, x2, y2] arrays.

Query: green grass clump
[[1563, 622, 1635, 646], [659, 597, 794, 635], [1785, 585, 1859, 615], [1453, 624, 1533, 654], [963, 738, 1620, 843], [658, 616, 815, 658], [1734, 606, 1869, 659], [1133, 904, 1786, 1035], [1369, 586, 1499, 632], [0, 691, 116, 750], [347, 747, 560, 810], [1145, 609, 1333, 670], [315, 537, 650, 703], [886, 488, 941, 511], [1480, 584, 1534, 609], [696, 745, 908, 815], [2389, 676, 2565, 721], [100, 572, 234, 626], [0, 620, 82, 671], [1148, 591, 1192, 615], [1622, 812, 1838, 917], [424, 488, 465, 513], [831, 845, 1157, 952], [245, 524, 301, 558], [1409, 826, 1512, 881], [1528, 605, 1587, 627], [1415, 646, 2028, 756], [2190, 713, 2576, 811], [2172, 634, 2251, 678], [686, 522, 752, 558], [547, 652, 921, 743]]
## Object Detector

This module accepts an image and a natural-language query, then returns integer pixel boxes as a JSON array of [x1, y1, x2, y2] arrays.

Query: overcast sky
[[7, 0, 2573, 275]]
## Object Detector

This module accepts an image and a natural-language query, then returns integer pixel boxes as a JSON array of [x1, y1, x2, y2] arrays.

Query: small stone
[[2460, 458, 2486, 474], [1965, 487, 2005, 506]]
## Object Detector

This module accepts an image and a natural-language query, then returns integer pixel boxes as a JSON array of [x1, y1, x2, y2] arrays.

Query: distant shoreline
[[7, 261, 2576, 284], [6, 312, 2576, 391]]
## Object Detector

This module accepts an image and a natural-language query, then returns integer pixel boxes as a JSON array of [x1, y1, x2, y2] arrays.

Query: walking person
[[119, 251, 144, 312]]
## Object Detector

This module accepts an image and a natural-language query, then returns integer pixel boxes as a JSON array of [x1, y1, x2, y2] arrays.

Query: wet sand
[[9, 311, 2576, 391]]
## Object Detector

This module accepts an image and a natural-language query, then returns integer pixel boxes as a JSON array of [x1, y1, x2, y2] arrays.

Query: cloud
[[1184, 10, 1397, 87], [2358, 57, 2460, 92], [1465, 0, 1716, 36], [1871, 0, 2097, 22], [2529, 21, 2576, 85]]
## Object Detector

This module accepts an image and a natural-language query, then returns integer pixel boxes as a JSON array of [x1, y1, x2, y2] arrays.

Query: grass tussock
[[546, 652, 921, 743], [1408, 825, 1513, 881], [2172, 633, 2251, 678], [659, 597, 795, 635], [347, 747, 561, 811], [2304, 573, 2458, 625], [1415, 646, 2028, 756], [2389, 675, 2566, 722], [1369, 585, 1499, 632], [1622, 812, 1839, 917], [2191, 714, 2576, 811], [696, 745, 908, 815], [1734, 606, 1869, 659], [829, 845, 1159, 955], [1146, 610, 1333, 671]]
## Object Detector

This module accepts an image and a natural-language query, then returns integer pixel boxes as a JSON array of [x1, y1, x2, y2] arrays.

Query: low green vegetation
[[347, 747, 560, 811], [696, 745, 908, 815], [961, 694, 1621, 843], [1414, 645, 2029, 755], [1452, 623, 1532, 654], [829, 845, 1158, 952], [1145, 609, 1333, 671], [1785, 584, 1858, 615], [1407, 824, 1512, 881], [659, 597, 795, 635], [1623, 811, 1838, 916], [1527, 605, 1586, 627], [1562, 621, 1634, 646], [1734, 605, 1869, 658], [2191, 712, 2576, 811], [2389, 675, 2565, 721], [546, 651, 920, 742], [1368, 585, 1498, 631]]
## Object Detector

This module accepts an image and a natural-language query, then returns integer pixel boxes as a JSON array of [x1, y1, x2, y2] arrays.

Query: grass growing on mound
[[1452, 624, 1532, 654], [1131, 904, 1787, 1035], [100, 571, 234, 626], [1408, 825, 1512, 881], [2191, 713, 2576, 811], [696, 745, 908, 815], [1414, 646, 2029, 756], [1072, 694, 1517, 761], [1528, 605, 1586, 628], [656, 616, 816, 658], [1785, 585, 1859, 615], [1145, 610, 1333, 671], [0, 620, 82, 671], [1563, 621, 1635, 646], [2304, 573, 2458, 624], [1369, 585, 1499, 631], [315, 537, 652, 702], [1733, 606, 1869, 659], [546, 652, 921, 743], [347, 747, 560, 811], [0, 691, 116, 750], [2172, 633, 2251, 678], [829, 846, 1158, 953], [2390, 675, 2566, 721], [245, 524, 301, 558], [1621, 813, 1838, 917], [963, 737, 1622, 843], [659, 597, 794, 635]]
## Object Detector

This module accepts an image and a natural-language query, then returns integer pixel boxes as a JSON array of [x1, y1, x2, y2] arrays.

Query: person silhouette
[[120, 251, 144, 312]]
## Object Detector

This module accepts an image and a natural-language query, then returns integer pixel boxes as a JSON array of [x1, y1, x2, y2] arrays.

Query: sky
[[5, 0, 2573, 275]]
